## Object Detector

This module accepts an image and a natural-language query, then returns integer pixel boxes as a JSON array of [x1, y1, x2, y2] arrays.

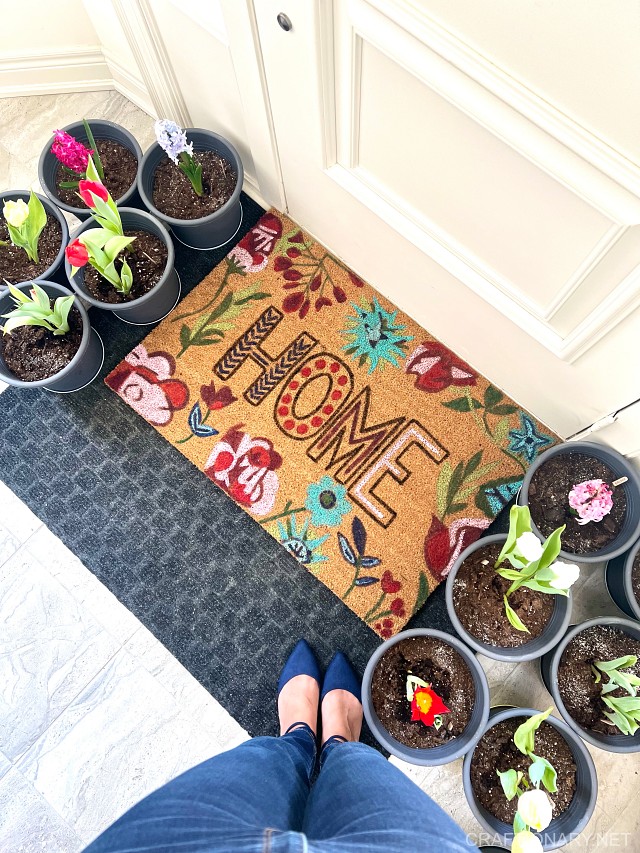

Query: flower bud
[[515, 531, 543, 562], [78, 179, 109, 208], [512, 830, 544, 853], [3, 199, 29, 228], [65, 238, 89, 269], [517, 788, 553, 831], [544, 561, 580, 590]]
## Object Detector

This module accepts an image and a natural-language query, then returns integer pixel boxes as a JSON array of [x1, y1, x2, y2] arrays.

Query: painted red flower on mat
[[227, 213, 282, 273], [424, 515, 490, 581], [106, 345, 189, 427], [205, 425, 282, 516], [406, 341, 477, 393]]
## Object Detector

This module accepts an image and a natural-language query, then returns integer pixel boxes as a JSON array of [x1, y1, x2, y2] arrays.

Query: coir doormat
[[106, 209, 556, 637]]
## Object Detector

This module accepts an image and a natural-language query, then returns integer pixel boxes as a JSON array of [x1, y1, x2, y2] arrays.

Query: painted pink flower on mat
[[105, 345, 189, 427], [204, 425, 282, 516], [423, 515, 490, 581], [406, 341, 477, 393], [227, 213, 283, 272]]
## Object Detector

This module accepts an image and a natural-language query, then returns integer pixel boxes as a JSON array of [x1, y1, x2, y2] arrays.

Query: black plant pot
[[463, 706, 597, 851], [65, 208, 180, 325], [0, 281, 103, 392], [540, 616, 640, 752], [519, 441, 640, 563], [137, 128, 243, 250], [0, 190, 69, 289], [445, 534, 573, 662], [605, 539, 640, 621], [361, 628, 490, 765], [38, 120, 143, 220]]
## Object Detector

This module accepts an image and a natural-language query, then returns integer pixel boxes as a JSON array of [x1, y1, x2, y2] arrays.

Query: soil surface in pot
[[83, 229, 167, 304], [632, 552, 640, 609], [54, 138, 137, 208], [0, 213, 62, 283], [0, 306, 82, 381], [528, 452, 627, 554], [370, 636, 475, 749], [557, 625, 640, 736], [152, 151, 236, 220], [470, 717, 577, 824], [452, 542, 554, 647]]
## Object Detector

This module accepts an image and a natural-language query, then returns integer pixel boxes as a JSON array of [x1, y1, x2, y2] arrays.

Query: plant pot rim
[[518, 440, 640, 563], [0, 189, 69, 287], [445, 534, 573, 662], [362, 627, 490, 765], [462, 705, 597, 851], [618, 538, 640, 620], [65, 206, 174, 312], [38, 119, 142, 216], [0, 280, 90, 388], [137, 127, 243, 227], [541, 615, 640, 752]]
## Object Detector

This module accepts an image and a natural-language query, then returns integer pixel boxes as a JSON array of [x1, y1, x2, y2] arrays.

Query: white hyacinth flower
[[545, 561, 580, 591], [512, 830, 544, 853], [517, 788, 553, 831], [515, 531, 543, 563]]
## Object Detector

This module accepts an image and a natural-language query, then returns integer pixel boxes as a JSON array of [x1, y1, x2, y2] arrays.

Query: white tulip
[[3, 199, 29, 228], [517, 788, 553, 831], [515, 532, 543, 562], [512, 830, 544, 853], [546, 561, 580, 590]]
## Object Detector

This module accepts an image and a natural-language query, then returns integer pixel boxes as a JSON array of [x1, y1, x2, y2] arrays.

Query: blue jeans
[[84, 730, 476, 852]]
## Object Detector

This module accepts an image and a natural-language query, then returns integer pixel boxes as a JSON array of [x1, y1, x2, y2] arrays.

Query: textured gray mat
[[0, 194, 507, 743]]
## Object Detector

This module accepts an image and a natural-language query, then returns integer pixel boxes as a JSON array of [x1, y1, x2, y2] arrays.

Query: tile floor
[[1, 91, 639, 851]]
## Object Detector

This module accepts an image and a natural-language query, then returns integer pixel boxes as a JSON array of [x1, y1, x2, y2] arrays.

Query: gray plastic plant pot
[[361, 628, 490, 766], [445, 534, 573, 663], [0, 190, 69, 289], [605, 539, 640, 621], [518, 441, 640, 563], [38, 119, 143, 220], [137, 128, 243, 250], [0, 281, 103, 392], [65, 208, 180, 325], [540, 616, 640, 752], [462, 706, 598, 851]]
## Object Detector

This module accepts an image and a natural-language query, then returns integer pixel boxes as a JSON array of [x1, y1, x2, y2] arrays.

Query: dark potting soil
[[0, 307, 82, 381], [83, 229, 167, 304], [470, 717, 577, 824], [452, 542, 554, 647], [632, 552, 640, 609], [528, 452, 627, 554], [152, 151, 236, 220], [54, 138, 138, 208], [557, 625, 640, 736], [370, 636, 475, 748], [0, 213, 62, 283]]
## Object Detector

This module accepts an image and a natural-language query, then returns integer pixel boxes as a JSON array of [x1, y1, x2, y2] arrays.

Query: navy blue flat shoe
[[320, 651, 361, 703], [277, 639, 322, 695]]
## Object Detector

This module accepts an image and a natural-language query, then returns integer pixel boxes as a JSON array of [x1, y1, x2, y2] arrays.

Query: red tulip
[[78, 179, 109, 207], [411, 686, 450, 727], [65, 239, 89, 268]]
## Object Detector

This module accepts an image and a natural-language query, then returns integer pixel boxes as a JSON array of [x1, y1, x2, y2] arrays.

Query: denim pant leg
[[302, 742, 477, 853], [84, 730, 316, 853]]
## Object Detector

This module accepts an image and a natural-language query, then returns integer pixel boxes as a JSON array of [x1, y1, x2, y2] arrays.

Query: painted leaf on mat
[[188, 402, 219, 438], [355, 576, 379, 586], [337, 532, 357, 565], [352, 516, 367, 555], [360, 556, 381, 568]]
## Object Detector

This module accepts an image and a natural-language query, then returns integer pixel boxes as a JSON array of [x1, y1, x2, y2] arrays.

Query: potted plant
[[361, 628, 490, 765], [463, 706, 597, 851], [519, 441, 640, 563], [0, 281, 103, 392], [445, 506, 579, 662], [0, 190, 69, 287], [65, 158, 180, 325], [137, 120, 243, 250], [38, 119, 143, 220], [540, 616, 640, 752], [605, 538, 640, 621]]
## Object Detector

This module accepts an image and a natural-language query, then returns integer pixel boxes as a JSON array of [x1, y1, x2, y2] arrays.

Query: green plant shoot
[[1, 283, 75, 336], [592, 656, 640, 735], [82, 119, 104, 181]]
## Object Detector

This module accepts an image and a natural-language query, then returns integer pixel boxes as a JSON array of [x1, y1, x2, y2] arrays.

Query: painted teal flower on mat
[[341, 297, 413, 373], [508, 412, 553, 463], [275, 514, 328, 568], [305, 475, 352, 527]]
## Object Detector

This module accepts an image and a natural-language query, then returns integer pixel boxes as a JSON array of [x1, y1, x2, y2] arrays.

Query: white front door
[[250, 0, 640, 443]]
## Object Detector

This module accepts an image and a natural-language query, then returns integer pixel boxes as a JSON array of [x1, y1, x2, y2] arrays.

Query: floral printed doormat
[[106, 209, 556, 637]]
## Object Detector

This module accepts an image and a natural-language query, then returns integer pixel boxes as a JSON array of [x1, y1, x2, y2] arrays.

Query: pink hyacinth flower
[[51, 130, 93, 174], [568, 479, 614, 524]]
